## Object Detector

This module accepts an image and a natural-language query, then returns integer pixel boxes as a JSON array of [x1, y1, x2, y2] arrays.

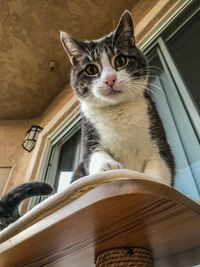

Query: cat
[[60, 10, 175, 185], [0, 182, 53, 231]]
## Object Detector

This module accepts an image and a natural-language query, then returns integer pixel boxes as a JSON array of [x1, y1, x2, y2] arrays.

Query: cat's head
[[60, 11, 147, 107]]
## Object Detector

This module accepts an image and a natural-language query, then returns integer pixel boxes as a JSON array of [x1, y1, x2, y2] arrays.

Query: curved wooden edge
[[0, 175, 199, 267], [0, 169, 199, 244]]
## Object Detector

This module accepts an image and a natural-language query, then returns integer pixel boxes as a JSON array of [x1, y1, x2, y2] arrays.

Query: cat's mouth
[[103, 88, 123, 96]]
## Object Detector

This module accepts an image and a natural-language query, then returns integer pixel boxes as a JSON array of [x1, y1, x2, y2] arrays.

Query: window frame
[[30, 105, 81, 207], [142, 0, 200, 141], [143, 36, 200, 141]]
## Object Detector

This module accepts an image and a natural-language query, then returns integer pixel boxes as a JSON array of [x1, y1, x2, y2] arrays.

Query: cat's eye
[[114, 55, 128, 69], [85, 64, 99, 76]]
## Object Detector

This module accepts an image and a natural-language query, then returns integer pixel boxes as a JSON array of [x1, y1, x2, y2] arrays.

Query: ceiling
[[0, 0, 138, 120]]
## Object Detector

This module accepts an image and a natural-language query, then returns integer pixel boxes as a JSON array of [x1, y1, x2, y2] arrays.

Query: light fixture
[[22, 125, 43, 152]]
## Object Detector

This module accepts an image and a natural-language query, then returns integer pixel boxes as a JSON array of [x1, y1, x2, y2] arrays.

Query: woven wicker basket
[[95, 247, 154, 267]]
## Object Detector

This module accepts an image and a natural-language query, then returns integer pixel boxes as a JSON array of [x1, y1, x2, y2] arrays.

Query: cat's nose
[[103, 74, 117, 88]]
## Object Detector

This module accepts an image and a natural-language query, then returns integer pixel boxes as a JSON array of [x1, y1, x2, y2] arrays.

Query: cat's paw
[[101, 160, 123, 171]]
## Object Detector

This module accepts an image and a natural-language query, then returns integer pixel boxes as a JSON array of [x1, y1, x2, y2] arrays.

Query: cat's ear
[[114, 10, 135, 45], [60, 31, 85, 65]]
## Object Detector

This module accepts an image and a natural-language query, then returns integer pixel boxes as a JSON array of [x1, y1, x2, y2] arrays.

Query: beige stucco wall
[[0, 120, 36, 193], [1, 87, 74, 193], [1, 0, 184, 194]]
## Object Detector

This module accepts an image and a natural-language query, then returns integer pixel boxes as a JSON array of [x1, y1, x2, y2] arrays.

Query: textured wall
[[0, 0, 135, 120], [0, 120, 35, 192], [1, 87, 73, 193]]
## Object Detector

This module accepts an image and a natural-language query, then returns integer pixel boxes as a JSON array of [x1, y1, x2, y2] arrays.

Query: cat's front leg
[[143, 158, 172, 186], [89, 149, 123, 175]]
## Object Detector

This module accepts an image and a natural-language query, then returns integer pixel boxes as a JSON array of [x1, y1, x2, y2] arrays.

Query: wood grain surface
[[0, 179, 200, 267]]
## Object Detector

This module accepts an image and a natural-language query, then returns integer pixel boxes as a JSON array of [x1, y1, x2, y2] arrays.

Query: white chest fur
[[82, 97, 158, 172]]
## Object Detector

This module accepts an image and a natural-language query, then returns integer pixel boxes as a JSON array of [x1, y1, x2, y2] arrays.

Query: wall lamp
[[22, 125, 43, 152]]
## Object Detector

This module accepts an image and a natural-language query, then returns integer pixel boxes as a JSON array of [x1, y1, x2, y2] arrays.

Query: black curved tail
[[2, 182, 53, 210]]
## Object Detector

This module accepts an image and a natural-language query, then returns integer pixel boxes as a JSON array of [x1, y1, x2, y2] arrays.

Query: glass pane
[[147, 50, 200, 199], [57, 171, 72, 192], [166, 9, 200, 113], [54, 129, 81, 190]]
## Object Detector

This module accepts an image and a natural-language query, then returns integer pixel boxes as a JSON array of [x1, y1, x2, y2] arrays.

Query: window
[[54, 129, 81, 191], [144, 1, 200, 199], [146, 47, 200, 199], [40, 1, 200, 201], [165, 5, 200, 114], [43, 116, 81, 193]]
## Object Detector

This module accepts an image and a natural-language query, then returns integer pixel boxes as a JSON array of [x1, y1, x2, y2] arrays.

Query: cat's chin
[[81, 97, 120, 108], [80, 88, 136, 107], [88, 95, 131, 108]]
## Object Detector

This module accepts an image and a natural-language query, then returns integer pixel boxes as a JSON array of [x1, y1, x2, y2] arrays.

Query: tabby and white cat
[[60, 11, 175, 185]]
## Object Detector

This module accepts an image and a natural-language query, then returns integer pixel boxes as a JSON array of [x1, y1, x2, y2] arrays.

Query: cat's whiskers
[[127, 84, 153, 109], [131, 66, 162, 77], [130, 68, 167, 86], [146, 82, 164, 94], [130, 77, 162, 91], [125, 83, 142, 100], [131, 74, 167, 91], [126, 87, 135, 103], [124, 80, 155, 107], [134, 83, 161, 104], [146, 87, 161, 104], [132, 79, 164, 96], [141, 75, 161, 80], [142, 65, 163, 73], [149, 66, 163, 73], [145, 74, 169, 85]]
